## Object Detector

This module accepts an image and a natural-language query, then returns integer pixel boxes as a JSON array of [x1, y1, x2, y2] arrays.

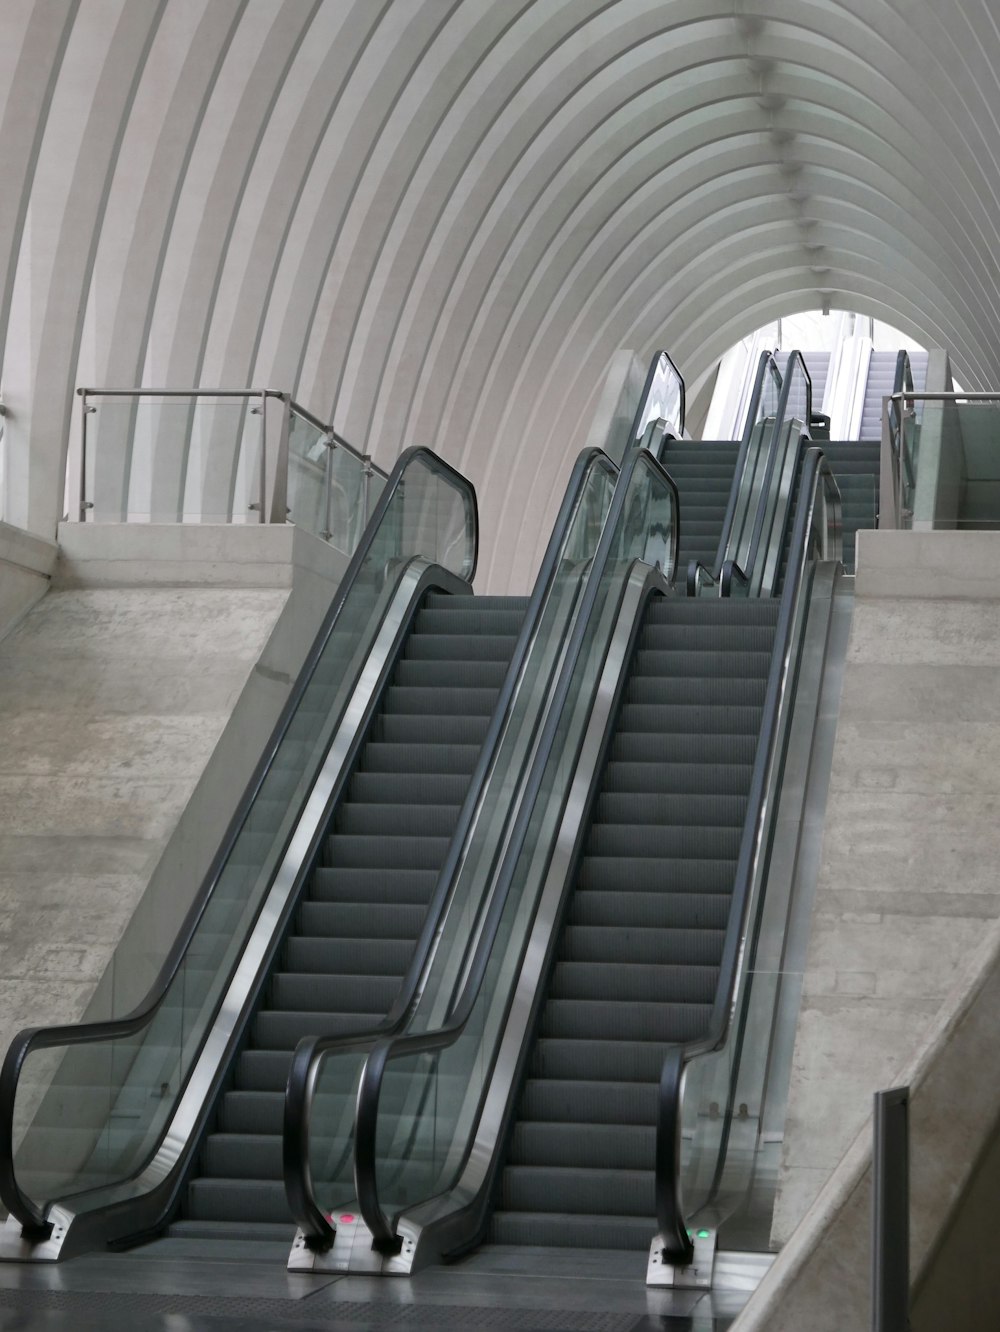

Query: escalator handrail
[[0, 444, 478, 1235], [282, 445, 619, 1244], [655, 446, 842, 1262], [742, 350, 813, 592], [628, 349, 687, 441], [888, 350, 916, 514], [713, 350, 783, 575], [284, 446, 680, 1251]]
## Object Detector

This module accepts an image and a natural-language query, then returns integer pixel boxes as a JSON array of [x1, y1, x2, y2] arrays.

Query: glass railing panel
[[286, 412, 378, 557], [7, 449, 475, 1220], [632, 352, 686, 443], [719, 355, 783, 575], [887, 396, 1000, 530], [83, 394, 266, 524], [366, 455, 676, 1222], [303, 452, 619, 1222], [286, 410, 331, 540], [328, 444, 368, 554], [744, 354, 810, 595]]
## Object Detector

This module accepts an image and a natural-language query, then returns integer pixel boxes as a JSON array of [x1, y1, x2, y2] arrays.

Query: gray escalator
[[859, 348, 927, 440], [180, 591, 527, 1235], [816, 440, 879, 571], [490, 595, 779, 1249], [801, 350, 831, 410], [656, 439, 741, 571]]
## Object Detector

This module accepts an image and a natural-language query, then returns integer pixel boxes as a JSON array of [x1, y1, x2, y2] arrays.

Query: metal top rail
[[887, 391, 1000, 401]]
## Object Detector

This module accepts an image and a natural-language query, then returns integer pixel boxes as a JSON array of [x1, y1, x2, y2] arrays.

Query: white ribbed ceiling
[[1, 0, 999, 589]]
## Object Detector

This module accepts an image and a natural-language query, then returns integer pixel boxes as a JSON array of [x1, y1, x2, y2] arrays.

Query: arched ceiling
[[1, 0, 998, 590]]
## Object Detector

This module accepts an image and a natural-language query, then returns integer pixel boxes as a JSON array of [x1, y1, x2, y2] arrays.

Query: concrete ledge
[[54, 522, 348, 589], [0, 522, 58, 578], [856, 529, 1000, 599], [0, 522, 58, 642], [734, 912, 1000, 1330]]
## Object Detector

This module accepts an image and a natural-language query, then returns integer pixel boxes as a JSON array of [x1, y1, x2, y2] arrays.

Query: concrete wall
[[772, 528, 1000, 1245], [735, 908, 1000, 1332], [0, 523, 346, 1064], [740, 528, 1000, 1329]]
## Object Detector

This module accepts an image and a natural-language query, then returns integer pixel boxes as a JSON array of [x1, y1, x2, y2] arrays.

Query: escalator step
[[549, 961, 719, 1005], [268, 972, 401, 1013], [296, 901, 428, 939], [361, 742, 483, 775], [577, 854, 737, 894], [570, 889, 731, 930], [501, 1165, 653, 1217], [334, 802, 460, 838], [186, 1177, 292, 1225], [519, 1078, 658, 1125], [539, 998, 713, 1044], [282, 936, 416, 977], [309, 867, 437, 904], [592, 791, 749, 827], [616, 703, 763, 735], [488, 1210, 654, 1251], [608, 729, 758, 764], [529, 1039, 671, 1084], [510, 1121, 656, 1171], [585, 822, 743, 860], [602, 760, 754, 795], [252, 1009, 383, 1050], [322, 834, 451, 869], [347, 772, 471, 805], [393, 659, 510, 689], [558, 925, 725, 968], [624, 676, 767, 707]]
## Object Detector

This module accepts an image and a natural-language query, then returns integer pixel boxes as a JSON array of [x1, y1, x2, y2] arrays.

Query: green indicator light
[[697, 1230, 711, 1239]]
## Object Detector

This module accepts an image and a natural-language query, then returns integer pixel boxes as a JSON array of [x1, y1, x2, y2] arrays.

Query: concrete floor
[[0, 1238, 751, 1330]]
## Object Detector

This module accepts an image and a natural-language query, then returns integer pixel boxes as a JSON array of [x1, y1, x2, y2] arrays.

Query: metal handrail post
[[257, 390, 267, 523], [268, 393, 290, 524], [872, 1086, 911, 1332], [79, 392, 95, 521], [362, 454, 373, 530], [322, 434, 334, 541]]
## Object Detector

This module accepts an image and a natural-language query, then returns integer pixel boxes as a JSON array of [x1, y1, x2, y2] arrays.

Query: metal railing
[[882, 388, 1000, 529], [74, 388, 387, 555]]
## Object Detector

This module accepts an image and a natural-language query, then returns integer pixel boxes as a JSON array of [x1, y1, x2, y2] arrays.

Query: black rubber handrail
[[712, 351, 783, 577], [742, 351, 812, 592], [888, 350, 916, 512], [628, 350, 687, 441], [282, 446, 619, 1245], [0, 444, 477, 1237], [284, 446, 680, 1252], [655, 446, 841, 1262]]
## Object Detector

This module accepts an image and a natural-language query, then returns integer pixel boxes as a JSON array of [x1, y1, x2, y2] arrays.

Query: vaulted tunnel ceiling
[[1, 0, 999, 590]]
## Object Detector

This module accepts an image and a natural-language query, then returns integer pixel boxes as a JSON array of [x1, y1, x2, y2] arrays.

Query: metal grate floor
[[0, 1239, 746, 1331]]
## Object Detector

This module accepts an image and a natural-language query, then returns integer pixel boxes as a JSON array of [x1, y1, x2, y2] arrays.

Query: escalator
[[180, 591, 527, 1236], [0, 442, 618, 1260], [491, 594, 780, 1250], [278, 350, 844, 1284]]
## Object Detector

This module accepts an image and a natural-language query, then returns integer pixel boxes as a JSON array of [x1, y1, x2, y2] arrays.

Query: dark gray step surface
[[821, 439, 882, 573], [491, 595, 778, 1250], [658, 439, 741, 573]]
